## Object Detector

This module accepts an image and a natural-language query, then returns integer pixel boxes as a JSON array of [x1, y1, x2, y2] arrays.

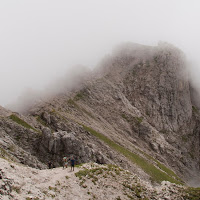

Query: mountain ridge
[[1, 42, 200, 199]]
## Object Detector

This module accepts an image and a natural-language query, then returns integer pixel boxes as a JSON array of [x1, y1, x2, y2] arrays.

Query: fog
[[0, 0, 200, 108]]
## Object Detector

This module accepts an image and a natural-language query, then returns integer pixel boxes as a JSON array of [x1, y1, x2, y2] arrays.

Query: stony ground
[[0, 157, 197, 200]]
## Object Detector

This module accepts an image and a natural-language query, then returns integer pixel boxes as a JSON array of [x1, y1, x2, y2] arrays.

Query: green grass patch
[[76, 163, 84, 168], [75, 167, 104, 179], [67, 99, 78, 107], [0, 147, 10, 159], [7, 145, 15, 152], [160, 129, 168, 134], [35, 115, 55, 134], [192, 106, 198, 113], [75, 168, 90, 179], [15, 135, 21, 141], [129, 144, 181, 182], [67, 99, 94, 118], [12, 185, 21, 194], [121, 114, 130, 122], [74, 93, 84, 101], [36, 116, 48, 126], [134, 117, 143, 124], [155, 161, 181, 181], [189, 152, 195, 160], [132, 71, 136, 76], [181, 135, 188, 142], [121, 114, 143, 125], [82, 125, 182, 184], [183, 187, 200, 200], [48, 186, 58, 192], [9, 114, 37, 131], [0, 147, 18, 162], [74, 88, 89, 101]]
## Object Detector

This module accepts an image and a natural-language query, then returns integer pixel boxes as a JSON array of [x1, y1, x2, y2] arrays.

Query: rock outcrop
[[39, 128, 109, 166]]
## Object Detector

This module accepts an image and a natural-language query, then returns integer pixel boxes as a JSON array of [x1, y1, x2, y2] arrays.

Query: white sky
[[0, 0, 200, 106]]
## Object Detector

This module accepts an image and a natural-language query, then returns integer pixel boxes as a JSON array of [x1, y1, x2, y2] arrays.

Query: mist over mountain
[[1, 1, 200, 199], [1, 1, 200, 108], [7, 41, 200, 115], [6, 65, 91, 113]]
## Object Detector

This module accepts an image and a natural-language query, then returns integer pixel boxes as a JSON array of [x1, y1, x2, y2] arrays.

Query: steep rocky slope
[[1, 42, 200, 194], [0, 106, 46, 169]]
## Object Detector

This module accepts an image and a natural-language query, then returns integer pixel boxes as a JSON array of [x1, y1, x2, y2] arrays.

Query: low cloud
[[7, 65, 91, 113], [1, 1, 200, 109]]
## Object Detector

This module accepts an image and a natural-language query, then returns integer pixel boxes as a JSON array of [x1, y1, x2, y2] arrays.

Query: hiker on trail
[[70, 157, 75, 171], [48, 161, 52, 169], [63, 156, 68, 169]]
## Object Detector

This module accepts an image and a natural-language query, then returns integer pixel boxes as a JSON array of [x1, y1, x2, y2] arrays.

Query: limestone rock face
[[85, 43, 200, 180], [0, 114, 111, 169], [123, 46, 192, 132], [39, 129, 107, 166], [0, 117, 46, 169]]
